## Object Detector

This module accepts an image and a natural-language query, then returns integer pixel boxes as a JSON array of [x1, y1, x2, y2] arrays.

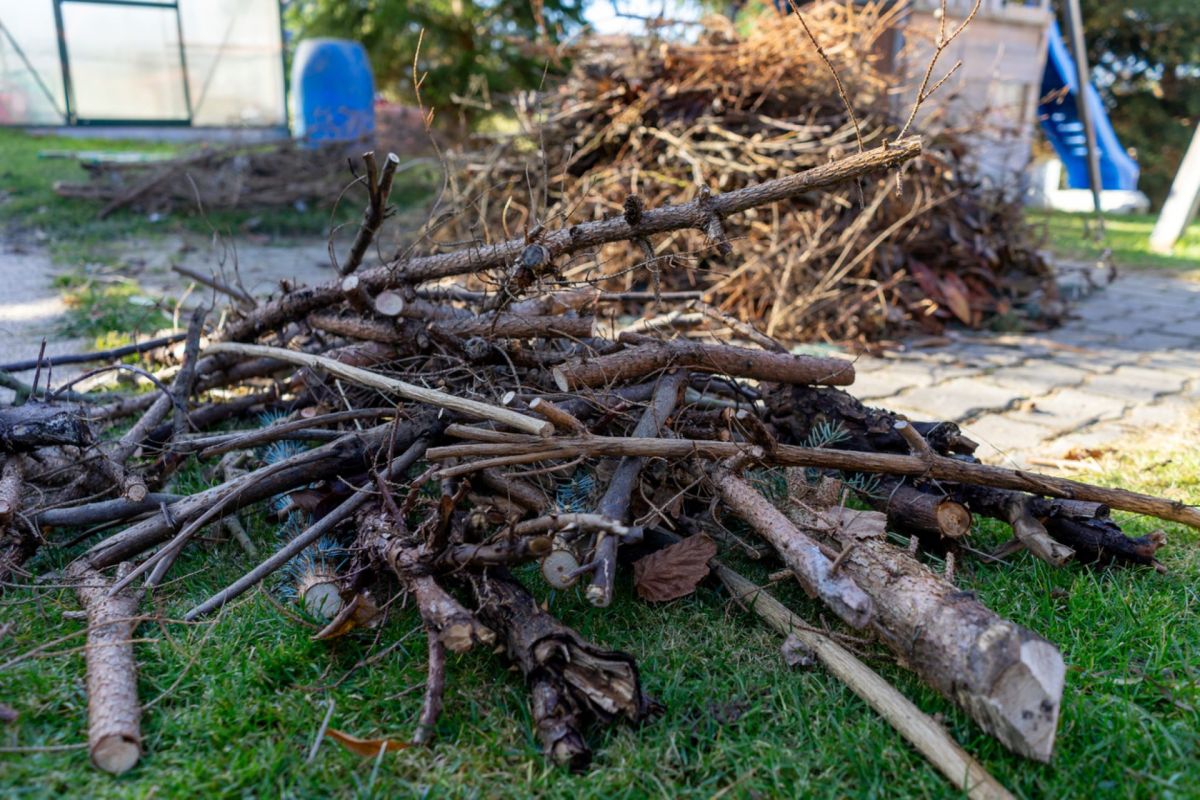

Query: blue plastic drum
[[291, 38, 375, 143]]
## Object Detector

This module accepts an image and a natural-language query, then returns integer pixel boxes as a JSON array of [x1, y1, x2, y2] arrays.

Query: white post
[[1150, 124, 1200, 254]]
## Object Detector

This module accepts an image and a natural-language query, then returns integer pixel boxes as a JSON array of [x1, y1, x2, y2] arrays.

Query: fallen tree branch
[[552, 336, 853, 390]]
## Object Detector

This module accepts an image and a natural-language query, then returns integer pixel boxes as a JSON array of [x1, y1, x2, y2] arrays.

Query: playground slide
[[1038, 21, 1139, 191]]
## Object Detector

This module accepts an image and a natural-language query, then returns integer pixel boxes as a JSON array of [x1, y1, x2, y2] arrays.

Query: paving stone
[[1047, 424, 1127, 457], [1165, 317, 1200, 339], [986, 363, 1090, 395], [1119, 396, 1200, 433], [962, 413, 1055, 464], [1007, 387, 1127, 434], [1079, 365, 1187, 403], [891, 378, 1019, 422], [847, 361, 941, 401], [1136, 349, 1200, 376], [1120, 331, 1199, 353]]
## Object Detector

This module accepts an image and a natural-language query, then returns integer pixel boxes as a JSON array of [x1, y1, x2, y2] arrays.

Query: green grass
[[1027, 210, 1200, 272], [0, 129, 432, 268], [2, 432, 1197, 799]]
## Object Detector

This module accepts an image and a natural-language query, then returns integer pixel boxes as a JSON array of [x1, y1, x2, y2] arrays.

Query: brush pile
[[0, 128, 1189, 799], [442, 3, 1059, 346], [52, 140, 383, 219]]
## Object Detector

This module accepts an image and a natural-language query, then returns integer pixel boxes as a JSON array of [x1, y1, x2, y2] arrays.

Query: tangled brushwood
[[0, 20, 1191, 795], [443, 2, 1060, 345]]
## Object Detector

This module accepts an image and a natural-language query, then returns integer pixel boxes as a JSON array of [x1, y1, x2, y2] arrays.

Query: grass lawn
[[1, 427, 1197, 799], [1027, 210, 1200, 272]]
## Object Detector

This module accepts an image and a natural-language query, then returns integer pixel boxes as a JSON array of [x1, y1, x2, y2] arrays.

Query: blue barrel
[[291, 39, 375, 143]]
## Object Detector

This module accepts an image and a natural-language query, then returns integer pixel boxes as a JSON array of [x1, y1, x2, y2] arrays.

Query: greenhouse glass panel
[[180, 0, 285, 127], [0, 0, 67, 124], [61, 2, 189, 122]]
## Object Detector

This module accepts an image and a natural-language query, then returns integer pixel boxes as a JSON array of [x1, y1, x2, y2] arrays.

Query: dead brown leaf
[[325, 728, 410, 756], [633, 535, 717, 602], [313, 593, 382, 640]]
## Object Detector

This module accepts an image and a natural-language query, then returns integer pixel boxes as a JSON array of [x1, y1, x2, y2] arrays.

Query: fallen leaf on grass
[[633, 535, 717, 602], [325, 728, 410, 756]]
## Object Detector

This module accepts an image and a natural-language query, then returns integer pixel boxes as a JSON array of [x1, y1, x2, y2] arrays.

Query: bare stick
[[171, 264, 256, 309], [553, 337, 853, 390], [0, 333, 188, 374], [587, 370, 687, 606], [412, 635, 445, 746], [203, 342, 552, 437], [527, 398, 587, 435], [340, 153, 402, 277]]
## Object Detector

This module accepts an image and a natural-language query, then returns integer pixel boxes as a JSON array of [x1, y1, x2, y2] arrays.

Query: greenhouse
[[0, 0, 285, 128]]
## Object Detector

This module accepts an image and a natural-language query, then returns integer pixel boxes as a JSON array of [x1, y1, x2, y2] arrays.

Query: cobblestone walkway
[[843, 269, 1200, 467]]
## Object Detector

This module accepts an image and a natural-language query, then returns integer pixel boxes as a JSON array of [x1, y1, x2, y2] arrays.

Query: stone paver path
[[844, 269, 1200, 466], [0, 235, 334, 402]]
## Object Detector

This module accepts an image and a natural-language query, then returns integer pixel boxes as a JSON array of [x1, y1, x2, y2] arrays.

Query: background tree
[[287, 0, 588, 127], [1079, 0, 1200, 207]]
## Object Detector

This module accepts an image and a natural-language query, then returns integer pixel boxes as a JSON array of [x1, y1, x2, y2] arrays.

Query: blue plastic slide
[[1038, 21, 1139, 191]]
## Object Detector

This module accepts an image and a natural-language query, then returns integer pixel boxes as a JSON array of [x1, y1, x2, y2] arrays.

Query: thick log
[[223, 138, 922, 343], [468, 569, 654, 769], [785, 490, 1064, 762], [953, 484, 1164, 569], [68, 563, 143, 774], [869, 479, 972, 540], [0, 404, 92, 453], [553, 338, 854, 391], [713, 468, 873, 628]]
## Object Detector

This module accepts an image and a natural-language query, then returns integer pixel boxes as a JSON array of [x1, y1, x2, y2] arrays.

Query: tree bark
[[867, 479, 973, 540], [0, 404, 92, 453]]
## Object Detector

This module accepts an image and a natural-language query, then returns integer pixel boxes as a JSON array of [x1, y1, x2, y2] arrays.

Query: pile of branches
[[52, 141, 385, 219], [1, 140, 1188, 798], [442, 2, 1059, 345]]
